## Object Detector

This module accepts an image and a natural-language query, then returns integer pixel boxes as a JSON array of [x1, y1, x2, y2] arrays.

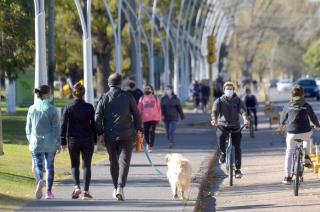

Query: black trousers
[[216, 126, 242, 170], [248, 108, 258, 128], [68, 138, 94, 191], [144, 121, 157, 147], [105, 140, 133, 189]]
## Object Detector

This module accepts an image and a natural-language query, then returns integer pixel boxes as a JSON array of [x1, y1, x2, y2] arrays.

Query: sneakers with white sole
[[35, 180, 44, 199], [116, 187, 125, 201]]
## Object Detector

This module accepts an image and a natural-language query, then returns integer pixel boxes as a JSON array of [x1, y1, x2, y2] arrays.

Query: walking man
[[95, 73, 142, 201]]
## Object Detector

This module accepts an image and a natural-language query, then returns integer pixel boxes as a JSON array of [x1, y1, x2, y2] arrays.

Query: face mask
[[145, 91, 151, 95], [166, 90, 173, 96], [225, 90, 234, 97]]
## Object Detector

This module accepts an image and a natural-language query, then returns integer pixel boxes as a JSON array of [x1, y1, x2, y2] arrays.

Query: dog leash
[[141, 142, 166, 176]]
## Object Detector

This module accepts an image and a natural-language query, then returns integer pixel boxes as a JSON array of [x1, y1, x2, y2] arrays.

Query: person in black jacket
[[95, 73, 142, 201], [280, 85, 320, 185], [127, 80, 143, 104], [61, 82, 97, 200], [161, 85, 184, 149], [243, 88, 258, 130]]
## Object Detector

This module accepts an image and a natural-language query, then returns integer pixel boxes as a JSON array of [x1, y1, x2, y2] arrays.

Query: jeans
[[144, 121, 157, 147], [68, 138, 94, 191], [284, 132, 311, 177], [216, 126, 242, 170], [105, 140, 133, 189], [164, 121, 177, 144], [32, 152, 56, 192]]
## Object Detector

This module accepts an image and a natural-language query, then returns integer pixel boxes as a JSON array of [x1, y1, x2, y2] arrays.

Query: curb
[[194, 150, 220, 212]]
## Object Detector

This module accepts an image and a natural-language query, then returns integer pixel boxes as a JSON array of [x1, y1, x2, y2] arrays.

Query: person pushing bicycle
[[280, 85, 320, 185], [211, 81, 250, 179]]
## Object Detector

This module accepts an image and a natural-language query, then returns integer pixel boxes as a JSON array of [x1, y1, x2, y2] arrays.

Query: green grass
[[0, 100, 106, 210]]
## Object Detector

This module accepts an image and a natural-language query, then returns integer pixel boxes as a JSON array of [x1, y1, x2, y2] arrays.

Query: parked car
[[295, 78, 320, 100], [277, 80, 292, 92], [269, 79, 278, 88]]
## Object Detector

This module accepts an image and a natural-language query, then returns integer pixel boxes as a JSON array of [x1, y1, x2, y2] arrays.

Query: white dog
[[165, 153, 192, 200]]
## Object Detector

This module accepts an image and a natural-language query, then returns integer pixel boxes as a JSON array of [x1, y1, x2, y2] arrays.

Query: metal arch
[[102, 0, 120, 73]]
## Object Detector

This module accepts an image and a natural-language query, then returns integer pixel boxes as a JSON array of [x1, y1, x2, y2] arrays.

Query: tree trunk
[[96, 53, 111, 97], [5, 79, 16, 114], [129, 0, 137, 80]]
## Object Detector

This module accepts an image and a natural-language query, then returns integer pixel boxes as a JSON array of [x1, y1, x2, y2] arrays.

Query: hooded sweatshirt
[[25, 99, 60, 152], [138, 95, 162, 122], [280, 96, 320, 133]]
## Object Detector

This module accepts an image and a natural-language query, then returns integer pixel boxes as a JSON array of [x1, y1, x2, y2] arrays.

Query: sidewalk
[[19, 113, 215, 212]]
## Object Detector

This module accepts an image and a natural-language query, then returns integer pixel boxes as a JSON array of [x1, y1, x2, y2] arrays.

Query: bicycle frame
[[291, 141, 305, 196]]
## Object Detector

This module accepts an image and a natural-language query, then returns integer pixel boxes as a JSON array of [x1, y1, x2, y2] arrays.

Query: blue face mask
[[225, 90, 234, 97]]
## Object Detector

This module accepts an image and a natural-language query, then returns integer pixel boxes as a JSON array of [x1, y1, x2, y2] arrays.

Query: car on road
[[277, 80, 292, 92], [295, 78, 320, 100]]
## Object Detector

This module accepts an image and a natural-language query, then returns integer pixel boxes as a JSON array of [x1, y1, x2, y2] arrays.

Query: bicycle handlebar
[[216, 125, 248, 134]]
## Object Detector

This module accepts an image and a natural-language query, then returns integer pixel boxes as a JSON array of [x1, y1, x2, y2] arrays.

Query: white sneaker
[[35, 180, 44, 199], [116, 187, 125, 201], [112, 189, 117, 199]]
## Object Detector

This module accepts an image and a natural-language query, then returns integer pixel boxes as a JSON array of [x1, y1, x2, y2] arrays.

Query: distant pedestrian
[[243, 88, 258, 130], [95, 73, 142, 201], [127, 80, 143, 104], [200, 80, 210, 113], [161, 85, 184, 149], [61, 82, 97, 200], [25, 85, 60, 200], [189, 80, 200, 111], [138, 85, 162, 153]]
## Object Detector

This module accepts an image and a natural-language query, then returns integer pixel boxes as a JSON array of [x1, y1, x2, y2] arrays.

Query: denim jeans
[[32, 152, 56, 192], [164, 120, 177, 144]]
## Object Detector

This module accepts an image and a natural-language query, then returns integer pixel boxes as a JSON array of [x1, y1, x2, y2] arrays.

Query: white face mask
[[225, 89, 234, 97]]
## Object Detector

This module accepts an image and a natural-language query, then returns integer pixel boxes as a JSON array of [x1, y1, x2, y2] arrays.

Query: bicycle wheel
[[228, 150, 233, 186], [293, 152, 301, 196]]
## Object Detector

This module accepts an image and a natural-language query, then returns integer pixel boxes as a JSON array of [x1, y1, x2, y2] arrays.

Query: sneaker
[[112, 189, 117, 199], [45, 191, 54, 199], [219, 154, 226, 164], [304, 155, 313, 168], [235, 170, 243, 179], [82, 192, 94, 200], [72, 188, 82, 199], [116, 187, 125, 201], [148, 147, 153, 153], [146, 144, 151, 151], [282, 177, 292, 185], [35, 180, 44, 199]]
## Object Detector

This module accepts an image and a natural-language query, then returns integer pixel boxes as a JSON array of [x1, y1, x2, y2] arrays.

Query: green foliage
[[0, 0, 34, 80], [303, 40, 320, 76]]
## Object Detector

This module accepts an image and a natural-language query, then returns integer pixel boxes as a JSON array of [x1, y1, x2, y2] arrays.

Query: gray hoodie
[[212, 94, 247, 127]]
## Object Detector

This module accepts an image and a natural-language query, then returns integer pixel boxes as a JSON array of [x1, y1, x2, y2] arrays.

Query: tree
[[303, 40, 320, 75]]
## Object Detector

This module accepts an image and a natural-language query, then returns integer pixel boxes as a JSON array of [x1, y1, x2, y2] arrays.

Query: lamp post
[[74, 0, 94, 104], [34, 0, 48, 95]]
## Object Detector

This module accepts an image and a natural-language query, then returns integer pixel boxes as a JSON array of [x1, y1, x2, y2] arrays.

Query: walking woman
[[138, 85, 162, 153], [61, 82, 97, 200], [26, 85, 60, 199], [160, 85, 184, 148]]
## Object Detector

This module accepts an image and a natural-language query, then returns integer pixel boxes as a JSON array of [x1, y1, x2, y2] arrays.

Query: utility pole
[[34, 0, 48, 95], [207, 35, 216, 109]]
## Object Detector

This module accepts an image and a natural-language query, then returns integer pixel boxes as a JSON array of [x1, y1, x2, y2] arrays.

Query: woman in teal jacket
[[25, 85, 60, 199]]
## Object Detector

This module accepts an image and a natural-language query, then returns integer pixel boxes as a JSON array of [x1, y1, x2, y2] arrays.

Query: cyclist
[[280, 85, 320, 185], [243, 88, 258, 131], [211, 81, 250, 178]]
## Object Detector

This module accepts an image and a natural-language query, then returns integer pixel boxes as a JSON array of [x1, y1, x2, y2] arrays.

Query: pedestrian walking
[[161, 85, 185, 149], [189, 80, 200, 112], [95, 73, 142, 201], [138, 85, 162, 153], [25, 85, 60, 200], [200, 80, 210, 113], [127, 80, 143, 104], [61, 82, 97, 200]]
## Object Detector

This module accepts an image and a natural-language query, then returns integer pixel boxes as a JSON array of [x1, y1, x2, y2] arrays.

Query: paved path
[[19, 114, 215, 212], [211, 89, 320, 212]]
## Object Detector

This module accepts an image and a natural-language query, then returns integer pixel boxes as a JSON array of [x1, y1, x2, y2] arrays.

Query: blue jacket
[[25, 99, 61, 152]]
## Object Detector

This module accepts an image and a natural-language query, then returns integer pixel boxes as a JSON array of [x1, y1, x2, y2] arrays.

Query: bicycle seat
[[294, 139, 304, 143]]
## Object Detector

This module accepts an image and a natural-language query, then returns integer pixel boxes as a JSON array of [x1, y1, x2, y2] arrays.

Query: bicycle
[[246, 107, 256, 138], [217, 125, 247, 186]]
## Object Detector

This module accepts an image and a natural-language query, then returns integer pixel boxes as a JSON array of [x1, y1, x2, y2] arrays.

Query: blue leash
[[141, 143, 166, 176]]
